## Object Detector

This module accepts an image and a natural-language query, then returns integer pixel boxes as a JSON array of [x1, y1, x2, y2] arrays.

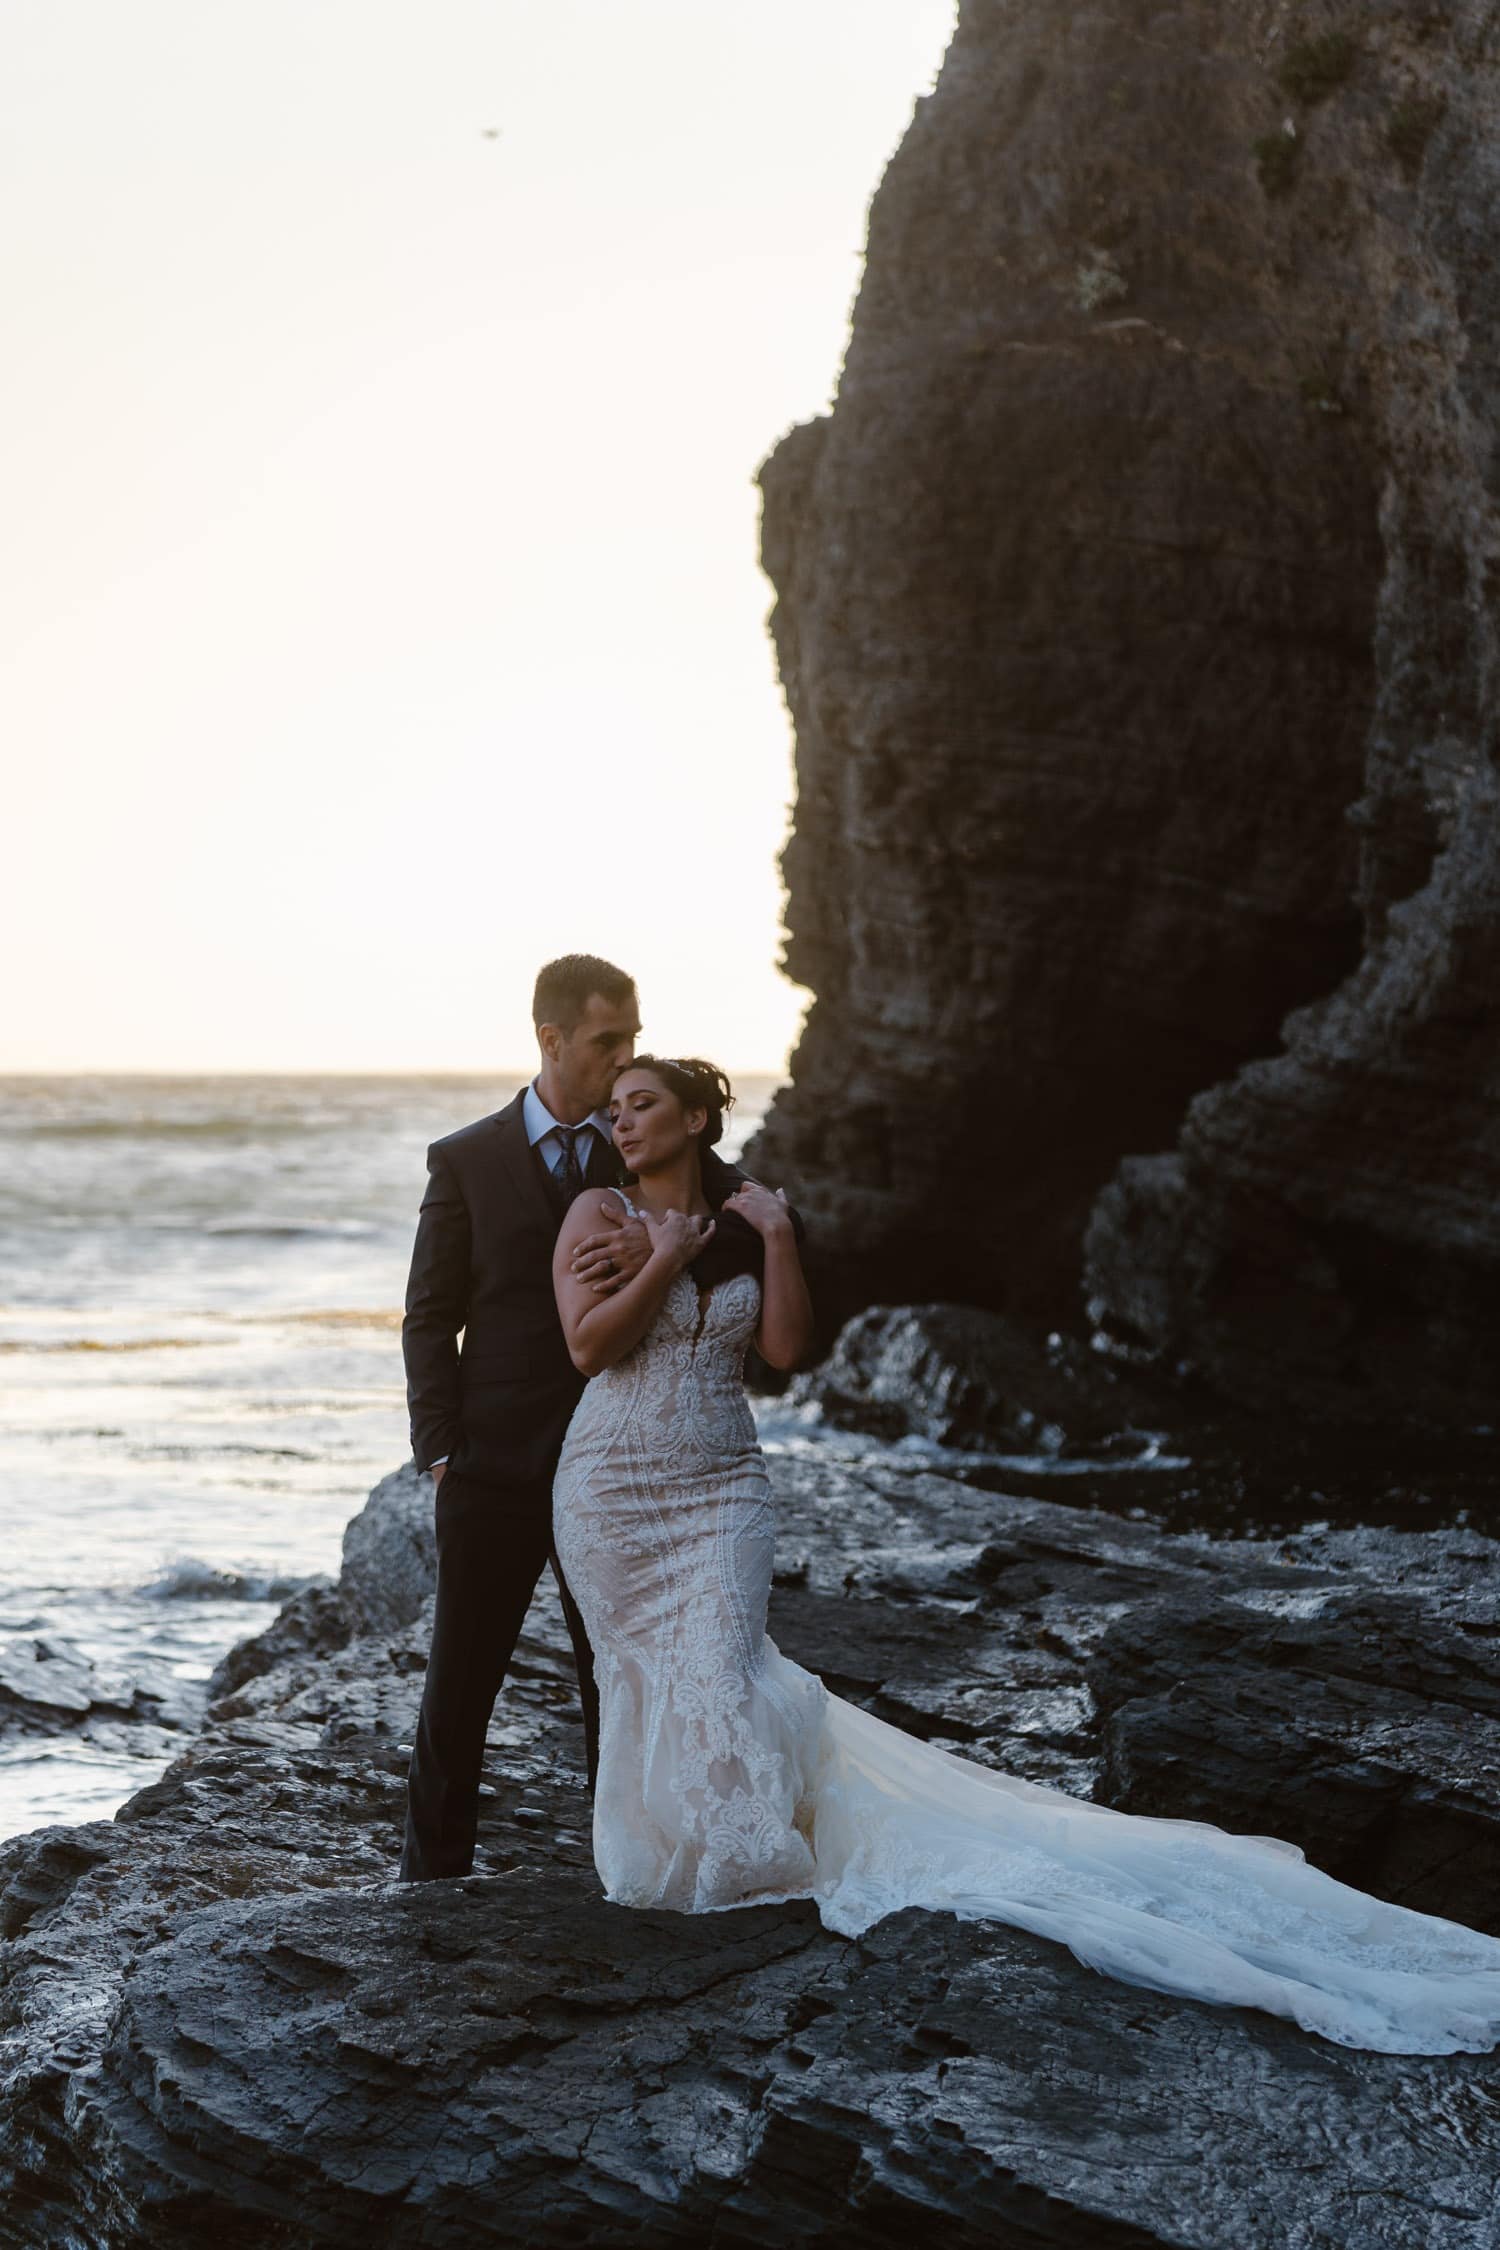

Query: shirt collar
[[523, 1077, 612, 1148]]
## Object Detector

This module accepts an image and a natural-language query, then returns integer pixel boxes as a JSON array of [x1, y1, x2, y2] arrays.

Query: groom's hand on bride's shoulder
[[570, 1208, 652, 1296]]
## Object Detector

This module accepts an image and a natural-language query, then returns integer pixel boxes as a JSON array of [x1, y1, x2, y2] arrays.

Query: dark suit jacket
[[402, 1092, 755, 1494]]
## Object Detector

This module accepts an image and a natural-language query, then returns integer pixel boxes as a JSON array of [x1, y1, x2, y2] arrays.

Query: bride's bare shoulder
[[556, 1187, 628, 1250]]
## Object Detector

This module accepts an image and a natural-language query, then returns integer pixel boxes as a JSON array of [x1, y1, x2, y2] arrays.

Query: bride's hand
[[644, 1208, 716, 1270], [722, 1179, 792, 1240]]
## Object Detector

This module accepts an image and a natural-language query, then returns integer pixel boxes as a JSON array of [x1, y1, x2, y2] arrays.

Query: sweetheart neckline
[[673, 1264, 757, 1318]]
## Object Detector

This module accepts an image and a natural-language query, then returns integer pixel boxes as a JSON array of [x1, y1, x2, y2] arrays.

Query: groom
[[398, 952, 748, 1881]]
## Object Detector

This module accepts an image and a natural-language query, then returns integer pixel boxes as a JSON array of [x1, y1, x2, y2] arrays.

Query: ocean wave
[[200, 1221, 379, 1240], [0, 1215, 394, 1242], [4, 1117, 311, 1141], [125, 1442, 319, 1462], [136, 1558, 321, 1603], [0, 1336, 209, 1355]]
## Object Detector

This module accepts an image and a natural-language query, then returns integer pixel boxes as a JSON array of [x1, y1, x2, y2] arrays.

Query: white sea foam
[[136, 1557, 323, 1603]]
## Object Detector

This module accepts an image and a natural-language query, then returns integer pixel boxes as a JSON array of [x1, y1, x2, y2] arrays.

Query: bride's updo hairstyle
[[618, 1056, 734, 1148]]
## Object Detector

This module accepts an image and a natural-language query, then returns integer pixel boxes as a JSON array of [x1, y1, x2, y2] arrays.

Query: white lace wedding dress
[[552, 1212, 1500, 2055]]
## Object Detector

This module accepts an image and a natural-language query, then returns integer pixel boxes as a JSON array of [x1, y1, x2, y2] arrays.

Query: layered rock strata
[[2, 1455, 1498, 2245], [750, 0, 1500, 1421]]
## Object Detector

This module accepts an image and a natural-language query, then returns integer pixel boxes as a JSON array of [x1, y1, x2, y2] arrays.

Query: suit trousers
[[398, 1463, 601, 1880]]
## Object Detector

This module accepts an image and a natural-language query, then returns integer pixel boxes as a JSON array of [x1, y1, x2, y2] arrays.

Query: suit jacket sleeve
[[402, 1142, 471, 1473]]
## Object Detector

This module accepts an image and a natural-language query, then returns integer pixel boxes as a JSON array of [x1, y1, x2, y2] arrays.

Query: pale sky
[[1, 1, 956, 1072]]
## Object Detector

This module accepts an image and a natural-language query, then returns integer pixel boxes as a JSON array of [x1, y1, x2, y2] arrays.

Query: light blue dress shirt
[[429, 1080, 614, 1472], [521, 1077, 614, 1178]]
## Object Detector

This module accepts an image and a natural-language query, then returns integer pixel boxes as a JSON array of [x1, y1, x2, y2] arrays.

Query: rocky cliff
[[3, 1449, 1499, 2246], [749, 0, 1500, 1423]]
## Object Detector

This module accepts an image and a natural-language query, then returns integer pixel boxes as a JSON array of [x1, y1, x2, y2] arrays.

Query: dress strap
[[608, 1185, 639, 1219]]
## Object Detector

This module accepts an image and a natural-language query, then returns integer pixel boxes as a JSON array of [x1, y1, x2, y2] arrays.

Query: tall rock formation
[[750, 0, 1500, 1421]]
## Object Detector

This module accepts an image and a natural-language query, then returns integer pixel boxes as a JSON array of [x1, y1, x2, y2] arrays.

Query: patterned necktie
[[554, 1124, 588, 1207]]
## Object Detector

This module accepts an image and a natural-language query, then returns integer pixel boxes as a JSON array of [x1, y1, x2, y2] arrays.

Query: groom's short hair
[[532, 953, 636, 1034]]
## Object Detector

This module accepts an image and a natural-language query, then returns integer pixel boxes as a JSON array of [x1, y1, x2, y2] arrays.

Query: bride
[[551, 1055, 1500, 2056]]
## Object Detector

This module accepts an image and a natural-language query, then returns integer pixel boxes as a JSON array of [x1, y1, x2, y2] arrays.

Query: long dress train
[[552, 1219, 1500, 2057]]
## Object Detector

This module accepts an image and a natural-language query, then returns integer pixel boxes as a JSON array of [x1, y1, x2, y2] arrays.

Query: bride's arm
[[722, 1182, 815, 1371], [552, 1191, 709, 1377]]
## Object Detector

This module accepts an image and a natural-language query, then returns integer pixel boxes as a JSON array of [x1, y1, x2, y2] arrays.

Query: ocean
[[0, 1073, 781, 1843]]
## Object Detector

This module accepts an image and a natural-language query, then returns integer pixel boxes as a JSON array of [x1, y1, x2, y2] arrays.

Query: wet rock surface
[[3, 1445, 1499, 2246], [787, 1303, 1172, 1454], [1089, 1558, 1500, 1936], [0, 1634, 197, 1749], [207, 1463, 435, 1700], [791, 1302, 1500, 1538]]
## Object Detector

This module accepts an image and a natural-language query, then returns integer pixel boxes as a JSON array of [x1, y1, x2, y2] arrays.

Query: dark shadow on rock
[[1088, 1583, 1500, 1933]]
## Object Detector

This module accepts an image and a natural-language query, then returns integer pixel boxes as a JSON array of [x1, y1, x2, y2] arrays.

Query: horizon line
[[0, 1063, 793, 1081]]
